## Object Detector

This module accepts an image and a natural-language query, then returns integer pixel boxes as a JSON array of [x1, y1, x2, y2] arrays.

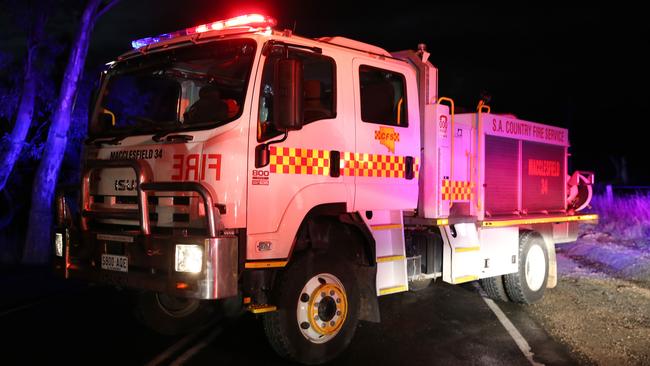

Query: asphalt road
[[0, 269, 579, 365]]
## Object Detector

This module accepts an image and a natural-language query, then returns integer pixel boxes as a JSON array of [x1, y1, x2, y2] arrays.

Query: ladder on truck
[[362, 210, 409, 296]]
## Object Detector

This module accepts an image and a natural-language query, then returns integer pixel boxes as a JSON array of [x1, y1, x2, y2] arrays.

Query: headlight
[[175, 244, 203, 273], [55, 233, 64, 257]]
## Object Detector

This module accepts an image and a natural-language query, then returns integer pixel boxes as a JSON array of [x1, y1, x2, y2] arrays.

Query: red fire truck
[[54, 14, 596, 364]]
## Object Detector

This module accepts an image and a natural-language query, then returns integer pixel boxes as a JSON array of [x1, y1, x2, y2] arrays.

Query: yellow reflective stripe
[[379, 285, 408, 295], [455, 246, 480, 253], [371, 224, 402, 231], [248, 304, 277, 314], [377, 255, 405, 263], [436, 219, 449, 226], [482, 214, 599, 227], [244, 261, 288, 269], [577, 214, 598, 221], [453, 275, 479, 284]]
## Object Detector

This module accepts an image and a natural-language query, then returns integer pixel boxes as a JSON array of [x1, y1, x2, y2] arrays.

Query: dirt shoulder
[[524, 252, 650, 365]]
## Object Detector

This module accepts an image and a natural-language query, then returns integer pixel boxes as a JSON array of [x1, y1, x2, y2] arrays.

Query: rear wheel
[[504, 231, 549, 304], [263, 251, 360, 365], [480, 275, 510, 302], [134, 291, 218, 335]]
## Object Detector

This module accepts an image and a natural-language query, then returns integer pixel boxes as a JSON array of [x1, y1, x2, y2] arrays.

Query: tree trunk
[[0, 8, 46, 192], [22, 0, 103, 264], [0, 58, 35, 191]]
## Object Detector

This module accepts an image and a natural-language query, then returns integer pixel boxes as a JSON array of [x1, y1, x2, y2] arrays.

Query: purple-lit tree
[[23, 0, 120, 264], [0, 1, 50, 234], [0, 5, 48, 192]]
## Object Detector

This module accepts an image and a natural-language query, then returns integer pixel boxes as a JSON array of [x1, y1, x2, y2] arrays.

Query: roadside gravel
[[524, 250, 650, 365]]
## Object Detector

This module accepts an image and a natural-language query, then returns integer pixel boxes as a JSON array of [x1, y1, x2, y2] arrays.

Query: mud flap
[[354, 264, 381, 323]]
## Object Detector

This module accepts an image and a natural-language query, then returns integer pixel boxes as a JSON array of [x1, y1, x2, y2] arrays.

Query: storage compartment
[[481, 113, 569, 218], [422, 110, 569, 220]]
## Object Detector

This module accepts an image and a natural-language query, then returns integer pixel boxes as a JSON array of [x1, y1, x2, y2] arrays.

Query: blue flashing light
[[130, 13, 276, 49], [131, 37, 159, 49]]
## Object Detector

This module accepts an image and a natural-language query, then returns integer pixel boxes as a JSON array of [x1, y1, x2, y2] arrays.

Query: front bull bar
[[81, 159, 219, 237], [72, 159, 237, 299]]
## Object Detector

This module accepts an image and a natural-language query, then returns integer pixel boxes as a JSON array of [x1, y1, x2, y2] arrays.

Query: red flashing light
[[132, 13, 276, 49], [187, 14, 276, 35]]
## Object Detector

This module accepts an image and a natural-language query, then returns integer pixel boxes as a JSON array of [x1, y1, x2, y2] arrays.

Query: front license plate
[[101, 254, 128, 272]]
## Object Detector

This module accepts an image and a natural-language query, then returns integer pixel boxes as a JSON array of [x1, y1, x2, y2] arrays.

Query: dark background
[[1, 0, 647, 184], [85, 1, 647, 184]]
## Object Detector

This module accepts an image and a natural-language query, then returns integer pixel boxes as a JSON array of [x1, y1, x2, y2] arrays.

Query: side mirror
[[273, 58, 303, 131]]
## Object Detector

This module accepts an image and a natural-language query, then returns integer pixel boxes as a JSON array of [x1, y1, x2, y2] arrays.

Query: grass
[[588, 193, 650, 244]]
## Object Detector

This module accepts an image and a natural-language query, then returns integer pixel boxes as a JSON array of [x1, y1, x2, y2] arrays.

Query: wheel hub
[[317, 295, 337, 322], [308, 283, 347, 335], [525, 244, 546, 291], [297, 273, 348, 344]]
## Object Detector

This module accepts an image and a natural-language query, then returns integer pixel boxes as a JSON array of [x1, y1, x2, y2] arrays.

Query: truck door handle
[[330, 150, 341, 177], [405, 156, 415, 180]]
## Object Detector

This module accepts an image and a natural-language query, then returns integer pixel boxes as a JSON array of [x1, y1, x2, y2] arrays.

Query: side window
[[258, 47, 336, 141], [359, 65, 407, 127]]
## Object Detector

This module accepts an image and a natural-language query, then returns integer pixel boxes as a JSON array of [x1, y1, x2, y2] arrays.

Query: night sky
[[34, 1, 650, 183]]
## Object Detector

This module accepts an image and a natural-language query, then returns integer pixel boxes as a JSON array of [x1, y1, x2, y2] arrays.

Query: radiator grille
[[89, 194, 206, 230]]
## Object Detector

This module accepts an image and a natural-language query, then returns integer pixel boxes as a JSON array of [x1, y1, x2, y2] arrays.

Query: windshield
[[91, 38, 256, 136]]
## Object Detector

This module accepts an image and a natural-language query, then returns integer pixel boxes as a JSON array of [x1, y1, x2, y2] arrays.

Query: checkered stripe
[[441, 179, 473, 201], [341, 152, 403, 178], [270, 147, 419, 179], [269, 146, 330, 176], [341, 153, 419, 178]]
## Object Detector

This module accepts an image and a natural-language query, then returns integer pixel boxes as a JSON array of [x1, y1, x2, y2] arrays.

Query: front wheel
[[133, 291, 218, 335], [263, 252, 360, 365], [504, 231, 549, 304]]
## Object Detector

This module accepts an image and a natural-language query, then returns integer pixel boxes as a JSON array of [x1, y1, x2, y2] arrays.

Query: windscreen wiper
[[151, 120, 187, 142], [85, 134, 129, 147], [85, 124, 141, 146]]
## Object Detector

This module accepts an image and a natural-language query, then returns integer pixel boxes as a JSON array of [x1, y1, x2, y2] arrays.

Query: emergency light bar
[[131, 14, 277, 49]]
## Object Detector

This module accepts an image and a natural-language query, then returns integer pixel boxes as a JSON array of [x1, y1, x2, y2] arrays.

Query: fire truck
[[54, 14, 597, 364]]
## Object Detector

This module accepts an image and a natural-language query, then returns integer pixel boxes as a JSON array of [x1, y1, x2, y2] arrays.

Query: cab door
[[351, 58, 420, 210], [246, 44, 354, 260]]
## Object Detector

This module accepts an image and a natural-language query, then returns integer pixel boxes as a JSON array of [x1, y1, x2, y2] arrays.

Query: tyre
[[133, 291, 218, 335], [480, 275, 510, 302], [504, 231, 549, 304], [263, 251, 360, 365]]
